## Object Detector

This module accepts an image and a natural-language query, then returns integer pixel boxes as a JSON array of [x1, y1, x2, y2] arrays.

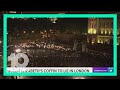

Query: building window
[[105, 30, 107, 34], [98, 39, 100, 43], [93, 29, 96, 34], [91, 29, 93, 34], [101, 30, 103, 34], [101, 40, 103, 44], [100, 37, 103, 43], [109, 30, 111, 35], [88, 29, 91, 34]]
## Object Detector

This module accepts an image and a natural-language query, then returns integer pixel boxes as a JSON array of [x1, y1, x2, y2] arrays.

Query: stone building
[[87, 18, 120, 45]]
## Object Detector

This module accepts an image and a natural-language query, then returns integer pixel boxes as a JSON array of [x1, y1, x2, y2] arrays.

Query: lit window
[[90, 30, 92, 34], [93, 29, 96, 34], [101, 40, 103, 43], [98, 39, 100, 43], [101, 30, 103, 34], [91, 29, 93, 34], [105, 30, 107, 34], [109, 30, 111, 35], [88, 29, 91, 34]]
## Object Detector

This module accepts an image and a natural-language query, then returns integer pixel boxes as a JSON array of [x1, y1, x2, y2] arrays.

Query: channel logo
[[93, 67, 113, 72]]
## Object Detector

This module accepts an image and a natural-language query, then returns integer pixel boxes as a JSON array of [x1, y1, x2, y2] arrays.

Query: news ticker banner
[[7, 67, 114, 73]]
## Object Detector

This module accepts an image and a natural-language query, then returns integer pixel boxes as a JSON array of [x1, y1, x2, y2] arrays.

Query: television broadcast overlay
[[2, 13, 117, 77], [0, 11, 119, 79]]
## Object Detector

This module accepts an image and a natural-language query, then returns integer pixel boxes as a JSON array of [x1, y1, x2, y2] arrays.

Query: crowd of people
[[7, 40, 113, 67], [4, 39, 118, 79]]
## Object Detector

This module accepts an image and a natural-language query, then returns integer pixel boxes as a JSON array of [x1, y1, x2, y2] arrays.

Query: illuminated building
[[87, 18, 120, 45]]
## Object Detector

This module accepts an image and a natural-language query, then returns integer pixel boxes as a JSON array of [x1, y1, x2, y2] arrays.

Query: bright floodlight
[[15, 49, 21, 53]]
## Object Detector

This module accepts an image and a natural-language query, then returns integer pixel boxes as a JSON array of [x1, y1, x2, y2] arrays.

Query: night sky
[[8, 18, 88, 33]]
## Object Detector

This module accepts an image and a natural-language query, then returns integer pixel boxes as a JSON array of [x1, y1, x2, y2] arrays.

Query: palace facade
[[87, 18, 120, 45]]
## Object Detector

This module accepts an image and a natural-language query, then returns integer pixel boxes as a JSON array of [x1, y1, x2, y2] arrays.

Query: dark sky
[[8, 18, 88, 33], [55, 18, 88, 32]]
